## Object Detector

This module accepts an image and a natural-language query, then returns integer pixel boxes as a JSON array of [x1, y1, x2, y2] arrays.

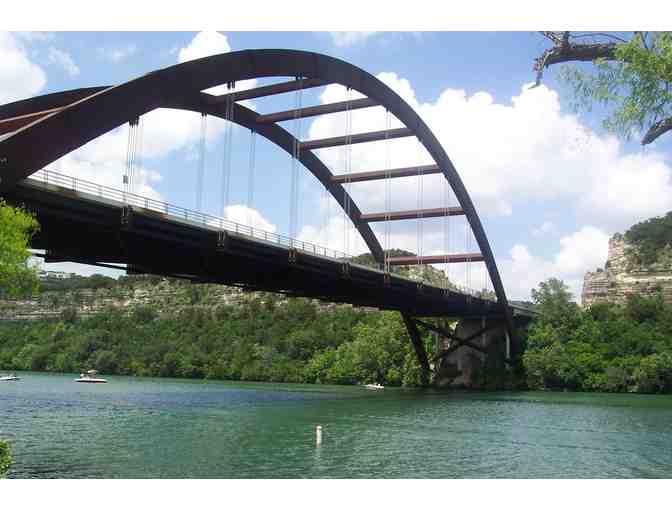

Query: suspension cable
[[196, 112, 207, 212], [124, 117, 139, 202], [342, 87, 353, 256], [134, 116, 144, 195], [322, 183, 330, 249], [247, 129, 257, 227], [289, 77, 304, 244], [443, 172, 450, 294], [221, 92, 234, 219], [384, 109, 392, 273], [465, 217, 471, 300], [416, 139, 424, 268]]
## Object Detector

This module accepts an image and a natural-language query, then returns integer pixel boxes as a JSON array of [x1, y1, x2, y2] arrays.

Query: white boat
[[0, 373, 20, 381], [75, 370, 108, 384], [363, 383, 384, 390]]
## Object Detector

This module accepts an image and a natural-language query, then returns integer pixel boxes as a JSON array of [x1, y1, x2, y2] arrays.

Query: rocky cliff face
[[0, 276, 373, 321], [582, 235, 672, 307]]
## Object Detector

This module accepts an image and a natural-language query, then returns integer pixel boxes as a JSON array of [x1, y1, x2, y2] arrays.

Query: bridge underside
[[5, 180, 503, 321]]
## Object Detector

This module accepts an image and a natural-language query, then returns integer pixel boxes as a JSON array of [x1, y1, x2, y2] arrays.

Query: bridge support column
[[434, 318, 509, 389], [401, 312, 430, 388]]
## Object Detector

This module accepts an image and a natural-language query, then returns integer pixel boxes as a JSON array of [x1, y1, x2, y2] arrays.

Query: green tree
[[0, 439, 11, 478], [0, 199, 39, 298], [534, 31, 672, 145], [530, 278, 580, 332]]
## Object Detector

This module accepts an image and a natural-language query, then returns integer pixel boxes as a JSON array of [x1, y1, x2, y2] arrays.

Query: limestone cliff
[[582, 234, 672, 307], [0, 276, 367, 321]]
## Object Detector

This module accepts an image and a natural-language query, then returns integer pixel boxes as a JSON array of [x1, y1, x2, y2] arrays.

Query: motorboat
[[75, 370, 108, 383], [363, 383, 384, 390], [0, 373, 20, 381]]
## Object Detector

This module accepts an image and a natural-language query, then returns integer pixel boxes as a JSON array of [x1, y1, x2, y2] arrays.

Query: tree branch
[[642, 116, 672, 145], [533, 41, 618, 86]]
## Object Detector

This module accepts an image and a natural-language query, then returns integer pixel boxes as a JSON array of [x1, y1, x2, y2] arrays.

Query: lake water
[[2, 372, 672, 478]]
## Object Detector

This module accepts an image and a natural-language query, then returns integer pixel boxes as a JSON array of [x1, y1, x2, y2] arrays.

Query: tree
[[534, 31, 672, 145], [0, 439, 11, 478], [0, 199, 39, 298], [531, 277, 580, 331]]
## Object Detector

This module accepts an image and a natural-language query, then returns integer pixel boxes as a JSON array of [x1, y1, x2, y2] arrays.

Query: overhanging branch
[[642, 116, 672, 145], [534, 41, 617, 86]]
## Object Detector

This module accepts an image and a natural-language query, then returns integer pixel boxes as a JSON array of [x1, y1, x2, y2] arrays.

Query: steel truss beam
[[301, 127, 413, 150], [420, 320, 513, 365], [402, 313, 430, 386], [387, 253, 484, 266], [360, 206, 465, 222], [256, 97, 378, 124], [205, 78, 328, 104], [331, 164, 441, 183]]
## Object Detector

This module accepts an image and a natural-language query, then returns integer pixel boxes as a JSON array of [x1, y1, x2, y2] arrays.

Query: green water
[[2, 372, 672, 478]]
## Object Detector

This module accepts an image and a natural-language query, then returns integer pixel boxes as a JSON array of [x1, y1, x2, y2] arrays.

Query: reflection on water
[[2, 372, 672, 478]]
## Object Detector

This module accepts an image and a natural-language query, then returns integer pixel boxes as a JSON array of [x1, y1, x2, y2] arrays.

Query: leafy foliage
[[0, 295, 430, 387], [0, 200, 39, 299], [623, 211, 672, 265], [524, 278, 672, 393], [559, 32, 672, 142], [0, 439, 10, 478]]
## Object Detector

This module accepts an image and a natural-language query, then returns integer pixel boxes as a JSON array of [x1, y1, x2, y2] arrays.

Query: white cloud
[[0, 31, 46, 103], [532, 221, 557, 237], [178, 31, 231, 63], [223, 204, 277, 233], [14, 32, 53, 42], [498, 226, 610, 301], [46, 106, 232, 206], [329, 32, 379, 47], [306, 76, 672, 231], [99, 44, 137, 63], [47, 47, 80, 77], [177, 31, 256, 97]]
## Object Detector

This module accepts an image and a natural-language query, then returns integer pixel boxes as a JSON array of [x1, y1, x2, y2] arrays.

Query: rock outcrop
[[0, 276, 374, 321], [582, 234, 672, 307]]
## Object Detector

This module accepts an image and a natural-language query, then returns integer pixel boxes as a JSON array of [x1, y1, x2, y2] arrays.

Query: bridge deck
[[2, 175, 514, 319]]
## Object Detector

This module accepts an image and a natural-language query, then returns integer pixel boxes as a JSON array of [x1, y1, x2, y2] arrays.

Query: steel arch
[[0, 48, 515, 357]]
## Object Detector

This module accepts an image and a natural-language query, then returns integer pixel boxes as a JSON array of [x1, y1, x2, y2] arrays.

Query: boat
[[75, 370, 108, 383], [363, 383, 384, 390], [0, 373, 20, 381]]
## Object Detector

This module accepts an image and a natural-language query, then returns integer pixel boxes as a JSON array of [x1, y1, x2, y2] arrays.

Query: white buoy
[[316, 425, 322, 446]]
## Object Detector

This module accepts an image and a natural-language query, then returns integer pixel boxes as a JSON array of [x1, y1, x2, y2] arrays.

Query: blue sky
[[2, 30, 671, 301]]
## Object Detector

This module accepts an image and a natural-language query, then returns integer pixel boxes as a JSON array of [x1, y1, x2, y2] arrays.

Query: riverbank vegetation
[[524, 278, 672, 393], [0, 440, 10, 478], [0, 200, 39, 299], [0, 295, 430, 387]]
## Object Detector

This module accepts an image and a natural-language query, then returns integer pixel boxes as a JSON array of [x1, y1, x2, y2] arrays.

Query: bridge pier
[[402, 313, 431, 387], [434, 317, 510, 389]]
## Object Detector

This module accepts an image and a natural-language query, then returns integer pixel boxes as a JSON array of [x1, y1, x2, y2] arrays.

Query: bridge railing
[[29, 169, 356, 258], [26, 169, 494, 302]]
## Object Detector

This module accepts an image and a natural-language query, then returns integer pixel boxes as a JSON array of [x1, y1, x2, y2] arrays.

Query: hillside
[[582, 213, 672, 307]]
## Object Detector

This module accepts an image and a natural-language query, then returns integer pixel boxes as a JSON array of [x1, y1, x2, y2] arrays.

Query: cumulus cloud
[[99, 44, 137, 63], [0, 31, 46, 103], [178, 31, 231, 63], [306, 76, 672, 229], [49, 107, 229, 201], [177, 31, 256, 96], [47, 47, 80, 77], [329, 32, 379, 47], [297, 72, 672, 300], [532, 221, 557, 238], [497, 226, 610, 301], [223, 204, 277, 233]]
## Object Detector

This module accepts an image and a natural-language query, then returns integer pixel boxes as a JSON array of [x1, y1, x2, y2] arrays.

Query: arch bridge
[[0, 49, 528, 385]]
